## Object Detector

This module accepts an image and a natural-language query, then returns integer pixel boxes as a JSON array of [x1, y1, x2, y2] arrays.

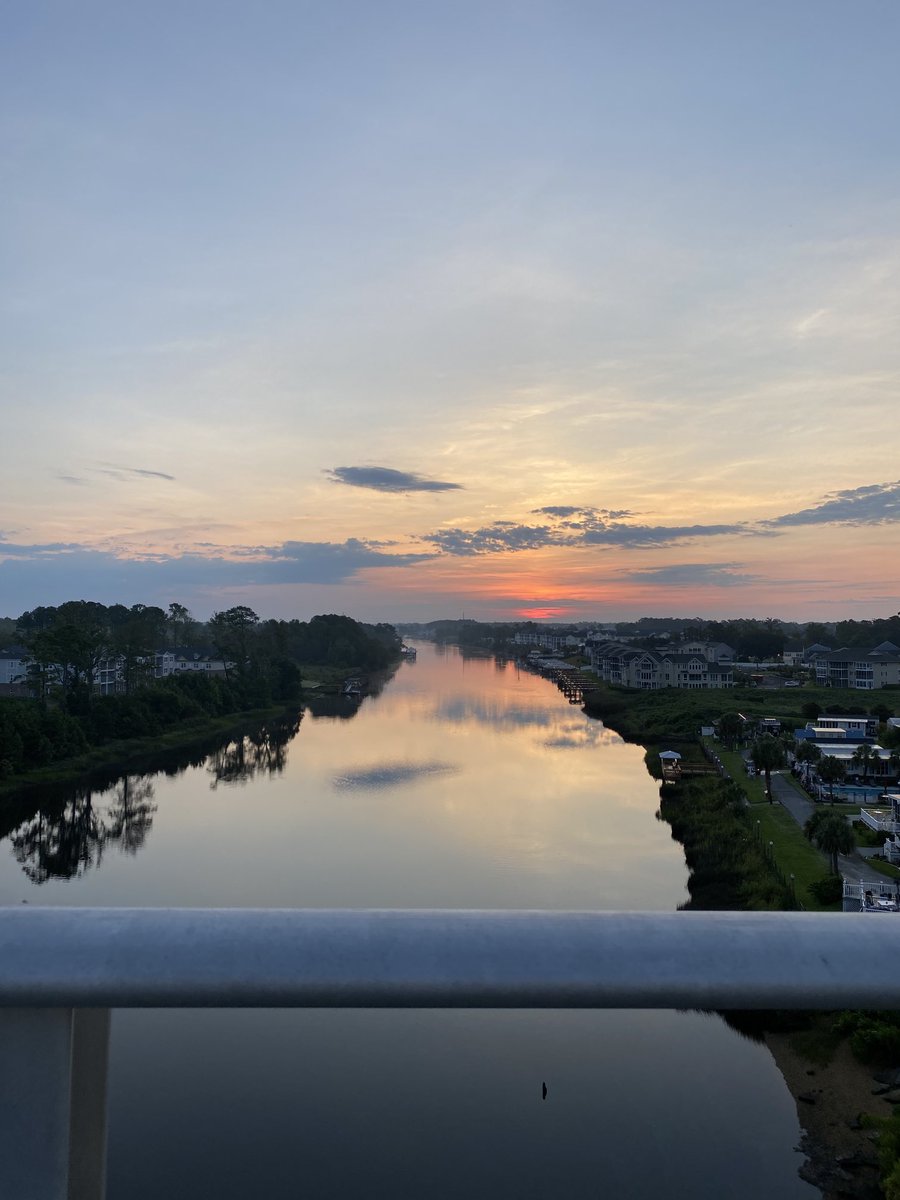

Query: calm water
[[0, 644, 817, 1199]]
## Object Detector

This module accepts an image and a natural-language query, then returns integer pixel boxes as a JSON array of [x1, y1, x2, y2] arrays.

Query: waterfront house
[[815, 644, 900, 690], [588, 642, 734, 690]]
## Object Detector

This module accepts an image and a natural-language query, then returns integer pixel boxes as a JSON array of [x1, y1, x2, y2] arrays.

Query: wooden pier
[[537, 664, 598, 704]]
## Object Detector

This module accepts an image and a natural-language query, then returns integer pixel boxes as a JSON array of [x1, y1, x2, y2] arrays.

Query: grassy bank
[[583, 681, 897, 741], [659, 776, 796, 909], [586, 687, 854, 911]]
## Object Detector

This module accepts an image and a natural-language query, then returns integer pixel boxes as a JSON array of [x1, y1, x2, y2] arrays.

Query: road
[[754, 764, 872, 884]]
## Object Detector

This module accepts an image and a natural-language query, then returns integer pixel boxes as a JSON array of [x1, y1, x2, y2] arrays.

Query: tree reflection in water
[[8, 712, 304, 881], [11, 774, 158, 884], [207, 714, 301, 788]]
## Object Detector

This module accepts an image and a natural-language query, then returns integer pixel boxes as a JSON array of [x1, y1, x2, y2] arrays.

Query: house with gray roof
[[588, 642, 733, 690], [815, 645, 900, 690]]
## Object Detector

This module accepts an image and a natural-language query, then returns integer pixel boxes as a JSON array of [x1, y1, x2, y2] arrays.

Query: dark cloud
[[767, 480, 900, 527], [57, 474, 88, 486], [532, 505, 582, 518], [532, 505, 634, 520], [426, 524, 555, 555], [424, 510, 745, 556], [326, 466, 463, 493], [426, 480, 900, 558], [95, 463, 176, 482], [260, 539, 432, 582], [0, 537, 433, 612], [621, 562, 762, 587], [579, 521, 745, 547]]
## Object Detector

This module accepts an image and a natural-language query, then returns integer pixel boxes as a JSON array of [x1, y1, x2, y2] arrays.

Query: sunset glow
[[2, 4, 899, 622]]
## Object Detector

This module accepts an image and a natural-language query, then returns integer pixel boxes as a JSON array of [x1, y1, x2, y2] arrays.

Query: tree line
[[0, 602, 402, 780]]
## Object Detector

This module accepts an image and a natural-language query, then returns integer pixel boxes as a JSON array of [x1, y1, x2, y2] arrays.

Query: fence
[[4, 906, 900, 1200]]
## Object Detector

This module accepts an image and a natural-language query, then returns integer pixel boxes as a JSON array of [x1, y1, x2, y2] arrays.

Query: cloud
[[425, 479, 900, 558], [621, 563, 762, 587], [0, 538, 85, 556], [531, 506, 583, 518], [424, 508, 746, 555], [326, 466, 463, 493], [532, 505, 634, 521], [767, 480, 900, 527], [259, 539, 432, 583], [0, 538, 433, 611], [95, 463, 176, 481], [57, 474, 88, 486], [426, 523, 556, 555]]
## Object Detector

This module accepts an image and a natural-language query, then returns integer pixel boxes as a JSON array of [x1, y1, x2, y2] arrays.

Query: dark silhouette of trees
[[817, 755, 846, 802], [750, 736, 786, 803], [804, 810, 855, 875]]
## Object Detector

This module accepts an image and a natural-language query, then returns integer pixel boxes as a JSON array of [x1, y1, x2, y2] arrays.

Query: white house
[[0, 648, 28, 685], [816, 644, 900, 690]]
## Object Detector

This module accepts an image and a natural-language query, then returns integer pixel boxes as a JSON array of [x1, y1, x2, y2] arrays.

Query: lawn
[[701, 738, 838, 909], [750, 803, 834, 910], [702, 740, 768, 803]]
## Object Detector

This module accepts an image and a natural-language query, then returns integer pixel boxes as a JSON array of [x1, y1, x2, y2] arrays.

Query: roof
[[0, 646, 28, 660]]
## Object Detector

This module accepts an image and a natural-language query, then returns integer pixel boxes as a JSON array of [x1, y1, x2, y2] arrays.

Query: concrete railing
[[3, 906, 900, 1200]]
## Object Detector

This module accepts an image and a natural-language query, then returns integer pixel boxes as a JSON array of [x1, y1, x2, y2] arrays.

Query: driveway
[[763, 767, 875, 883]]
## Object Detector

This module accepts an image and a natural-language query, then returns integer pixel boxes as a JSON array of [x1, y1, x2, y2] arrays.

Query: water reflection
[[0, 642, 816, 1199], [429, 697, 558, 729], [333, 760, 459, 791], [207, 714, 302, 788], [11, 774, 157, 883], [542, 721, 621, 750], [428, 699, 624, 751], [303, 694, 362, 720], [6, 713, 303, 882]]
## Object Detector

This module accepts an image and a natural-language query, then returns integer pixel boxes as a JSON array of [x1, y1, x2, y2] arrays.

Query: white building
[[0, 649, 28, 685]]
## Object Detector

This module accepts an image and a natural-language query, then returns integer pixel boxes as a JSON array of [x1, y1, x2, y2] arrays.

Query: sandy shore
[[765, 1030, 886, 1199]]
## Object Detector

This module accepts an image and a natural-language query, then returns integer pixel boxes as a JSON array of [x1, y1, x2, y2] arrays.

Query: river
[[0, 642, 817, 1199]]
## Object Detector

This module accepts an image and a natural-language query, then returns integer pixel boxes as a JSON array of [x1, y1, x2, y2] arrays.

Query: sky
[[2, 1, 899, 625]]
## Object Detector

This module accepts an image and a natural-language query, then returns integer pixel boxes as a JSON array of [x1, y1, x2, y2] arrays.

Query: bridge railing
[[2, 907, 897, 1200]]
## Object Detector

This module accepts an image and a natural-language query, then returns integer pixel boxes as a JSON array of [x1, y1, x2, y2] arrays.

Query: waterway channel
[[0, 642, 817, 1198]]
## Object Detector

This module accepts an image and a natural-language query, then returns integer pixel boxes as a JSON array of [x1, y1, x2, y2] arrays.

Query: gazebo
[[659, 750, 682, 781]]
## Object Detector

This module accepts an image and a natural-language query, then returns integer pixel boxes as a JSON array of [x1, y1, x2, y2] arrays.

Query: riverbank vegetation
[[593, 678, 900, 1193], [0, 604, 402, 785], [583, 681, 897, 742], [659, 776, 796, 909]]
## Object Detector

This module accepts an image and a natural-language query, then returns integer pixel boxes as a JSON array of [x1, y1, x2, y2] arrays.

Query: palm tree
[[850, 743, 878, 786], [816, 755, 846, 803], [793, 740, 822, 789], [750, 735, 786, 804], [804, 810, 855, 875], [717, 711, 744, 750]]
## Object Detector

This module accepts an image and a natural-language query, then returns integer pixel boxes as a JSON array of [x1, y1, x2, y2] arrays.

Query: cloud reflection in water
[[333, 761, 459, 792]]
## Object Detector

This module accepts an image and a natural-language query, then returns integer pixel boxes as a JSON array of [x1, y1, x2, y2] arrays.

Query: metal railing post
[[0, 1007, 110, 1200], [68, 1008, 110, 1200]]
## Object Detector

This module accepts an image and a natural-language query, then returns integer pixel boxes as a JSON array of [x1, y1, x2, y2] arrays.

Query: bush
[[832, 1011, 900, 1065], [808, 875, 843, 904]]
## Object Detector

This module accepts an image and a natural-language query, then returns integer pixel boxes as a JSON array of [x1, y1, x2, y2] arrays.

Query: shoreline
[[0, 705, 292, 799], [577, 685, 891, 1198], [764, 1030, 883, 1200]]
